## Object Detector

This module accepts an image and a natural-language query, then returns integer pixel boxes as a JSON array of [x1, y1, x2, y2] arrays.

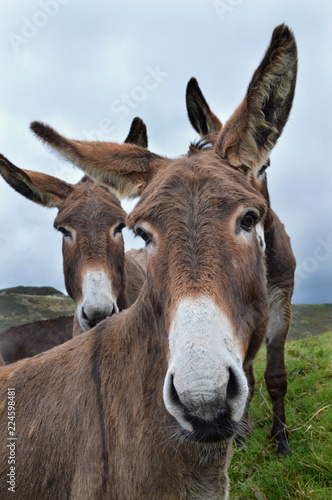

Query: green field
[[0, 286, 76, 331], [229, 332, 332, 499]]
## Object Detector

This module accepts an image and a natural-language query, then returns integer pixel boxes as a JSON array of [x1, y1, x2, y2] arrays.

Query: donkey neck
[[97, 284, 232, 499]]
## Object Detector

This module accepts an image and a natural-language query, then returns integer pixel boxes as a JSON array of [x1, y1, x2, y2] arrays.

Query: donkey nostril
[[109, 305, 117, 316], [81, 308, 89, 321], [81, 303, 118, 327], [169, 374, 182, 408], [226, 367, 239, 400], [81, 308, 103, 328]]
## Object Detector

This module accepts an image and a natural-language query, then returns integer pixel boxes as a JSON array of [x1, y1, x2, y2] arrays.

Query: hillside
[[0, 286, 65, 297], [0, 287, 76, 331], [0, 287, 331, 338], [289, 303, 332, 340]]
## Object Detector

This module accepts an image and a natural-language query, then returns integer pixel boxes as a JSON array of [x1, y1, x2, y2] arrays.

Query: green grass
[[229, 332, 332, 499]]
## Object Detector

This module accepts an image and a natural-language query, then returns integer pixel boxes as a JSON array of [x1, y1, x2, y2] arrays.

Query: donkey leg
[[244, 360, 255, 422], [265, 289, 292, 455]]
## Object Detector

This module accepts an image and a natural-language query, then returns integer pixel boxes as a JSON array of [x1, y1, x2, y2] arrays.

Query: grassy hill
[[0, 286, 66, 297], [289, 303, 332, 340], [0, 287, 76, 331], [0, 287, 331, 338]]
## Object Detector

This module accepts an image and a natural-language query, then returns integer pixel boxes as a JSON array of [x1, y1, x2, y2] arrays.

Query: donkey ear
[[216, 24, 297, 171], [124, 117, 148, 148], [186, 78, 222, 136], [30, 121, 166, 199], [0, 154, 72, 207]]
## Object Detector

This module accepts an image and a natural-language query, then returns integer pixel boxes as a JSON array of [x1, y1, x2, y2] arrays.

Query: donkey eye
[[135, 227, 152, 246], [258, 165, 267, 176], [240, 212, 258, 232], [258, 159, 270, 176], [114, 222, 125, 237], [57, 226, 72, 239]]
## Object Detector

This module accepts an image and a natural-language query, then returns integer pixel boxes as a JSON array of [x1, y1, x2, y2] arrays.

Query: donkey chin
[[163, 296, 249, 443], [77, 269, 119, 331]]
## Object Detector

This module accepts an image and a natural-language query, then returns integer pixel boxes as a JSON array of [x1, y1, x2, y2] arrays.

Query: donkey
[[0, 25, 297, 499], [185, 77, 296, 454], [0, 315, 73, 364], [0, 118, 146, 338]]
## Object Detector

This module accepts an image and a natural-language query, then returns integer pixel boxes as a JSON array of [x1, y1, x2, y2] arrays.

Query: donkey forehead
[[128, 155, 266, 227], [55, 183, 126, 227]]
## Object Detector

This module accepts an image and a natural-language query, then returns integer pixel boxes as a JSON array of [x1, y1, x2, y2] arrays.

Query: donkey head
[[185, 23, 297, 202], [0, 117, 148, 333], [53, 176, 127, 331], [31, 25, 297, 441]]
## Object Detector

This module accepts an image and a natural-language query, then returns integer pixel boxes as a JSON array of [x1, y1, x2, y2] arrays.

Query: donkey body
[[0, 316, 73, 364], [0, 118, 146, 341], [186, 76, 296, 454], [0, 25, 297, 498]]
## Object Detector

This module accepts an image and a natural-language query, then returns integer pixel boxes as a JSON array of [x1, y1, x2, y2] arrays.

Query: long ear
[[186, 78, 222, 136], [124, 117, 148, 148], [0, 154, 73, 207], [216, 24, 297, 170], [30, 121, 167, 198]]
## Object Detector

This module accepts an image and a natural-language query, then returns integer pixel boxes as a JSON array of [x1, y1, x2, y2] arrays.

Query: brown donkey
[[0, 25, 296, 499], [185, 77, 296, 454], [0, 118, 146, 339], [0, 316, 74, 364]]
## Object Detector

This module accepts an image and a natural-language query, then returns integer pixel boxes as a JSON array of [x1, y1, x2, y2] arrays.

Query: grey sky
[[0, 0, 331, 304]]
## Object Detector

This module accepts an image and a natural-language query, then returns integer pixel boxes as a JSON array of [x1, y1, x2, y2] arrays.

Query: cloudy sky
[[0, 0, 331, 304]]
